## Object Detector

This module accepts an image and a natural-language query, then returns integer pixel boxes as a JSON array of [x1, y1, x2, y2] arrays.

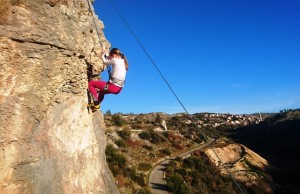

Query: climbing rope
[[86, 0, 102, 47], [105, 1, 246, 193], [86, 0, 112, 78]]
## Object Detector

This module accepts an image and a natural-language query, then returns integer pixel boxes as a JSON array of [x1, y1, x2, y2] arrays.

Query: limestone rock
[[204, 142, 273, 193], [161, 120, 167, 130], [0, 0, 118, 193]]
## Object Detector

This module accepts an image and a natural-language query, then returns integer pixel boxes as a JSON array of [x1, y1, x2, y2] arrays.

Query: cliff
[[203, 142, 274, 193], [0, 0, 119, 193]]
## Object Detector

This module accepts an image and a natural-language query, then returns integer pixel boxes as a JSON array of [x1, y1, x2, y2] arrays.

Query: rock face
[[0, 0, 119, 193]]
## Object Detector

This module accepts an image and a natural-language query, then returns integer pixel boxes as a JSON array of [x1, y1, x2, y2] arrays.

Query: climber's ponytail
[[122, 54, 129, 71]]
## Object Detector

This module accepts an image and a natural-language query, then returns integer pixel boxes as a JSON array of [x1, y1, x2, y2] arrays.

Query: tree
[[105, 109, 111, 115]]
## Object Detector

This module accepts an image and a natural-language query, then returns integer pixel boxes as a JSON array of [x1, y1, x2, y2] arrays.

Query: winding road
[[149, 139, 213, 194]]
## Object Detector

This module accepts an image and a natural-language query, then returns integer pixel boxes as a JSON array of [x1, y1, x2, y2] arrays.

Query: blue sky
[[93, 0, 300, 114]]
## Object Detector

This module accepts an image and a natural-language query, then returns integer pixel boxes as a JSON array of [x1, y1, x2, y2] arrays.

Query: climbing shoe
[[92, 104, 100, 112], [87, 102, 100, 112], [91, 101, 100, 112], [87, 102, 94, 108]]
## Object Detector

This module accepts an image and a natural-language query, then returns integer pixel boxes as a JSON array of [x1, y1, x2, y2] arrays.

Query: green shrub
[[160, 148, 172, 156], [155, 113, 162, 124], [166, 173, 193, 194], [139, 131, 151, 140], [165, 166, 175, 175], [125, 168, 146, 186], [115, 139, 127, 148], [149, 130, 163, 144], [105, 144, 127, 176], [138, 162, 152, 171], [112, 114, 124, 126], [117, 129, 131, 141]]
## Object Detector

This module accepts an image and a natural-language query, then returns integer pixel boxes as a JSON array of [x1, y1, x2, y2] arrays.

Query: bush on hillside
[[105, 144, 127, 176], [138, 162, 152, 171], [115, 139, 127, 148], [160, 148, 172, 156], [139, 131, 151, 140], [117, 129, 131, 141], [166, 173, 193, 194], [112, 114, 125, 126]]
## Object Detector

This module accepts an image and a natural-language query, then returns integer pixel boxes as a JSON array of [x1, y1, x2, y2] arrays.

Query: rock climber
[[88, 47, 128, 111]]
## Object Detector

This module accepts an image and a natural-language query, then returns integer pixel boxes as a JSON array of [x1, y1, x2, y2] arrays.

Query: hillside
[[103, 111, 276, 193], [228, 109, 300, 194]]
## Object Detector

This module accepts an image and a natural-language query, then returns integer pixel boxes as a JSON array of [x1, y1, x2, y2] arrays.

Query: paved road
[[149, 159, 170, 194], [149, 139, 213, 194]]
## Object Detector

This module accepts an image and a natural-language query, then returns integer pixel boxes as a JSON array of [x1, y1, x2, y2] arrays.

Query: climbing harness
[[106, 0, 246, 193], [109, 77, 125, 87], [103, 78, 125, 91]]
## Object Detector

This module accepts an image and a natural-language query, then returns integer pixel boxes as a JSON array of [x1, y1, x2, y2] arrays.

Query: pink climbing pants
[[88, 80, 122, 103]]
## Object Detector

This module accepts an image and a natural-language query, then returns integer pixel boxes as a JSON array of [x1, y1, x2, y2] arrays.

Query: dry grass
[[0, 0, 10, 24]]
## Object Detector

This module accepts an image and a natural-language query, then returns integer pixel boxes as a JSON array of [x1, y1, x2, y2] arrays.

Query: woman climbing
[[88, 47, 128, 111]]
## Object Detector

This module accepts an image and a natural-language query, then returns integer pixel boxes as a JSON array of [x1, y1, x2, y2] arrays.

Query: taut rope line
[[95, 0, 245, 193]]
